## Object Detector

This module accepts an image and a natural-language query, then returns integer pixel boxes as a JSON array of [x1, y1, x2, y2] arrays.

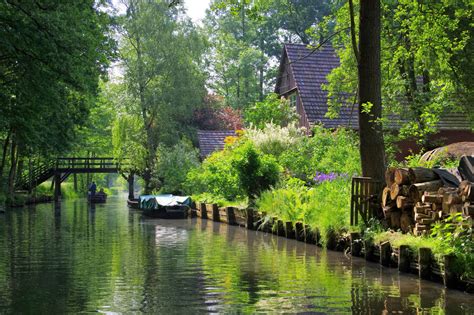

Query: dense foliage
[[244, 93, 299, 129], [0, 1, 115, 196], [186, 137, 281, 202], [153, 139, 200, 195], [118, 0, 207, 192], [324, 0, 473, 146]]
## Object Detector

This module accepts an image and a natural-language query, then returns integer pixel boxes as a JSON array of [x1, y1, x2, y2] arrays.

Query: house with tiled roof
[[275, 44, 358, 129], [197, 130, 236, 158], [275, 43, 473, 155]]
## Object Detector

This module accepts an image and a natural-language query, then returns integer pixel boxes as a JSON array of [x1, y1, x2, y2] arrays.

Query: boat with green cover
[[139, 194, 191, 219]]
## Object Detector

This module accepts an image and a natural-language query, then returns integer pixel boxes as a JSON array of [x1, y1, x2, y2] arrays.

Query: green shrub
[[154, 138, 200, 194], [244, 93, 298, 129], [185, 149, 242, 201], [245, 122, 305, 158], [430, 213, 473, 279], [279, 126, 361, 181], [397, 150, 458, 169], [186, 140, 281, 202], [231, 141, 281, 202]]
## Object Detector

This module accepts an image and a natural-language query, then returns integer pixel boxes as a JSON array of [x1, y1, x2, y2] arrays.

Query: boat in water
[[88, 190, 107, 204], [135, 194, 192, 219], [127, 198, 140, 209]]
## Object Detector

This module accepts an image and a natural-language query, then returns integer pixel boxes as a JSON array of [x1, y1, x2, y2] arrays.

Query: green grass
[[192, 193, 248, 208], [372, 231, 444, 255], [256, 178, 351, 245]]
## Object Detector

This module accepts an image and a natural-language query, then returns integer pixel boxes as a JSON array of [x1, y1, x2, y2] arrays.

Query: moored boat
[[127, 198, 140, 209], [139, 194, 191, 219]]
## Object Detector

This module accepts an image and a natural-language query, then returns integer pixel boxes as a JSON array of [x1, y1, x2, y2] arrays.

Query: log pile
[[382, 167, 474, 235]]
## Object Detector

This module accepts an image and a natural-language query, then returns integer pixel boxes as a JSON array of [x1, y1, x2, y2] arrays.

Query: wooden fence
[[351, 176, 382, 225]]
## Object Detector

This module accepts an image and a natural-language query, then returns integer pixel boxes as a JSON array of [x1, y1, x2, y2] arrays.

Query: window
[[289, 93, 297, 108]]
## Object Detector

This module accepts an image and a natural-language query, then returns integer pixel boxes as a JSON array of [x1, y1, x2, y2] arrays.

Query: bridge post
[[54, 172, 61, 202], [128, 173, 134, 200]]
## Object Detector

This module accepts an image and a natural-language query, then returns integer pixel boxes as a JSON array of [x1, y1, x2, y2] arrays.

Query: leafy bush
[[154, 138, 200, 194], [430, 213, 473, 279], [279, 126, 361, 181], [231, 141, 281, 201], [186, 140, 281, 202], [245, 123, 305, 158], [244, 93, 298, 129], [185, 149, 242, 201], [398, 149, 458, 169]]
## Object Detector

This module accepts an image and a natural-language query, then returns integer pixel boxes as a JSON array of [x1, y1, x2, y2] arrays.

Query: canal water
[[0, 196, 472, 314]]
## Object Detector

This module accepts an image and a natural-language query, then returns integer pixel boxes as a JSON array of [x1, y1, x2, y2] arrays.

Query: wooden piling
[[380, 241, 391, 267], [304, 225, 315, 244], [294, 222, 304, 241], [350, 233, 362, 257], [327, 230, 337, 250], [443, 254, 459, 289], [419, 247, 432, 280], [212, 204, 220, 222], [245, 208, 255, 230], [277, 219, 285, 236], [54, 172, 61, 202], [285, 222, 295, 239], [197, 202, 207, 219], [398, 245, 410, 273], [364, 241, 376, 262], [221, 207, 236, 225]]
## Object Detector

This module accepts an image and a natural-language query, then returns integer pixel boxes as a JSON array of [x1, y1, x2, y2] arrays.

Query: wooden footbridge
[[15, 157, 124, 200]]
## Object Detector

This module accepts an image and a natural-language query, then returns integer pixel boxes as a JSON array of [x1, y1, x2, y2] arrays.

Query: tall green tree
[[118, 0, 207, 193], [206, 0, 334, 109], [325, 0, 473, 149], [0, 0, 115, 196]]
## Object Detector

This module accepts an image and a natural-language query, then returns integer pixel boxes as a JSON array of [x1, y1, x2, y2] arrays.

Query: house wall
[[277, 53, 311, 130], [277, 55, 297, 95], [296, 93, 311, 130], [395, 129, 474, 161]]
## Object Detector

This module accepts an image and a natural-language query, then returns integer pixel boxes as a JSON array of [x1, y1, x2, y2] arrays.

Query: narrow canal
[[0, 196, 472, 314]]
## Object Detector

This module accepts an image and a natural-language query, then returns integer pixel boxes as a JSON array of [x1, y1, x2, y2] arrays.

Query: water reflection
[[0, 197, 472, 314], [154, 225, 188, 248]]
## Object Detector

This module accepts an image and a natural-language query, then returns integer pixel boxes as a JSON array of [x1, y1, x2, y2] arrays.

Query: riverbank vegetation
[[0, 0, 472, 279]]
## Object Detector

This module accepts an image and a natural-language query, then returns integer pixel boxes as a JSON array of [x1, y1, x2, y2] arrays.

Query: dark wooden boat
[[88, 193, 107, 204], [142, 205, 190, 219], [127, 198, 140, 209]]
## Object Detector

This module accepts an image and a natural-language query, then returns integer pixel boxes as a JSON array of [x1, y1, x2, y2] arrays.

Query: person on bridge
[[89, 182, 97, 197]]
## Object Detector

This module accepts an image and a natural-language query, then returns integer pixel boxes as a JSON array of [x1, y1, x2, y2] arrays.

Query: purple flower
[[313, 171, 341, 183]]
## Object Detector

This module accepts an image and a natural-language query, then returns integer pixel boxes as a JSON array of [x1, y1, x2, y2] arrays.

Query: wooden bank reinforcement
[[192, 202, 473, 294]]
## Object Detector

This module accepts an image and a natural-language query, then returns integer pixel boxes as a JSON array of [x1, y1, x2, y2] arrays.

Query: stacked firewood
[[382, 167, 474, 235]]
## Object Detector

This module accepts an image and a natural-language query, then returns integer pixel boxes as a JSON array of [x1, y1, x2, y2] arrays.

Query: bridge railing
[[55, 157, 119, 170]]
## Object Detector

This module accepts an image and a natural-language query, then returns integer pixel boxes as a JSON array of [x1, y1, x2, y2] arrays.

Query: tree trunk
[[73, 173, 78, 192], [357, 0, 385, 183], [0, 129, 11, 182], [7, 138, 18, 197], [259, 38, 265, 101]]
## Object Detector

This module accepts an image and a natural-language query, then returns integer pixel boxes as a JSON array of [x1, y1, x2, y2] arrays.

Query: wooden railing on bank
[[350, 177, 382, 225]]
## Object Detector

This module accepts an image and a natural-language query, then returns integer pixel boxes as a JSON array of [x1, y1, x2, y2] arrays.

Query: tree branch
[[348, 0, 360, 63]]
